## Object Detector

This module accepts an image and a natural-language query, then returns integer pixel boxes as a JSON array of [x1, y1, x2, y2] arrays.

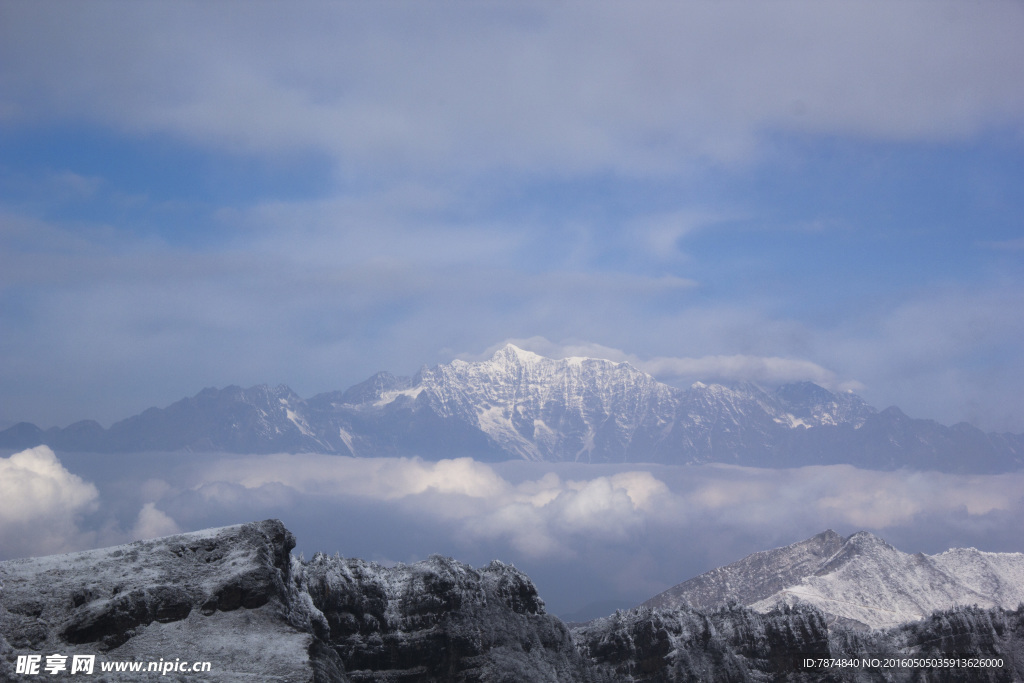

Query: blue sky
[[2, 0, 1024, 431]]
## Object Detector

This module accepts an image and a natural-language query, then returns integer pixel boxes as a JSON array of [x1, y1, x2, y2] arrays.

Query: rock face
[[0, 520, 589, 682], [575, 602, 1024, 682], [0, 519, 342, 681], [3, 345, 1023, 473], [2, 521, 1024, 682], [301, 554, 590, 682], [643, 530, 1024, 631]]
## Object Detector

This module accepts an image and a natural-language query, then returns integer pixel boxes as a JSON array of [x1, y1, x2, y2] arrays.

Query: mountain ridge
[[642, 529, 1024, 631], [3, 344, 1022, 472], [3, 521, 1024, 681]]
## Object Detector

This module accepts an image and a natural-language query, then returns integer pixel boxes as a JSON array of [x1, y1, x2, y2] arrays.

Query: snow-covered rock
[[301, 553, 589, 681], [643, 530, 1024, 630], [3, 521, 1024, 681], [0, 521, 587, 682], [0, 520, 342, 681]]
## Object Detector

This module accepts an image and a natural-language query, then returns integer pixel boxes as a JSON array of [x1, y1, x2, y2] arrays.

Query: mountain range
[[3, 521, 1022, 681], [643, 529, 1024, 631], [3, 344, 1022, 472]]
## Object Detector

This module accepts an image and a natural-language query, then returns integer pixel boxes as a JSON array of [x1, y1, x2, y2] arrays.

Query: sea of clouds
[[3, 446, 1023, 616]]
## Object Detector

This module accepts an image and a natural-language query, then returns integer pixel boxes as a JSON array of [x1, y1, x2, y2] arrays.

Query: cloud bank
[[0, 446, 99, 557], [4, 447, 1023, 615]]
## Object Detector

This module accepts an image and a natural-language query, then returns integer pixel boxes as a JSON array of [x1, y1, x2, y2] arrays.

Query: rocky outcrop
[[0, 520, 343, 681], [0, 520, 594, 682], [575, 601, 1024, 682], [3, 521, 1023, 681], [301, 554, 592, 682], [575, 603, 836, 682]]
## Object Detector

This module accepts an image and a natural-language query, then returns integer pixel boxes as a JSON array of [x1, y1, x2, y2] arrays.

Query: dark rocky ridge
[[3, 346, 1023, 473], [575, 602, 1024, 682], [3, 521, 1024, 681], [302, 554, 591, 682]]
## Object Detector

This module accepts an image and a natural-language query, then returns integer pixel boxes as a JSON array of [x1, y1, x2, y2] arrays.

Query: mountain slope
[[642, 530, 1024, 630]]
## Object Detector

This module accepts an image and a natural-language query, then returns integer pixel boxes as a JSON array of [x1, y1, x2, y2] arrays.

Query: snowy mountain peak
[[842, 530, 892, 549], [644, 530, 1024, 631], [490, 343, 546, 364], [406, 345, 674, 461], [484, 344, 630, 373]]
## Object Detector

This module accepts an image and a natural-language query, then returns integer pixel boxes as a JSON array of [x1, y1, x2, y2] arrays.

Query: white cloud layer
[[132, 502, 181, 541], [4, 448, 1022, 615], [0, 446, 99, 558], [186, 454, 1024, 563]]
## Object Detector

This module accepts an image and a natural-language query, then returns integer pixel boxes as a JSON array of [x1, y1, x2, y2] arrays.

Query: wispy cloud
[[978, 237, 1024, 251], [4, 2, 1023, 175], [475, 337, 847, 389]]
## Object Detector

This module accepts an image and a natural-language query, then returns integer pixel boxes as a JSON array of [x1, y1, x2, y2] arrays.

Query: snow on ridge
[[285, 408, 314, 437], [751, 532, 1024, 630], [648, 529, 1024, 632], [0, 521, 250, 573], [373, 386, 425, 407], [496, 343, 545, 362], [337, 427, 355, 454]]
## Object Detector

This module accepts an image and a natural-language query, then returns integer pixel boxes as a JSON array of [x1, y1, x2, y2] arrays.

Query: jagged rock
[[3, 522, 1023, 682], [0, 520, 343, 681], [302, 554, 591, 682], [575, 601, 1024, 682]]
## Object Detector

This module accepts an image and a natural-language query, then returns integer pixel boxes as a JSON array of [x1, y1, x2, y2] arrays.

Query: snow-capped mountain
[[643, 530, 1024, 630], [410, 345, 681, 462], [2, 344, 1022, 471]]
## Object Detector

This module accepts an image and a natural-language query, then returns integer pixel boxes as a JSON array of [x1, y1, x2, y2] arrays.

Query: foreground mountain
[[3, 522, 1023, 681], [0, 520, 584, 682], [643, 530, 1024, 630], [3, 345, 1023, 472], [0, 520, 338, 681], [575, 602, 1024, 682]]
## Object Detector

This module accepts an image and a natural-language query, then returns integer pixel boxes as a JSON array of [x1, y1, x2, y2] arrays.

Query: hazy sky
[[2, 1, 1024, 432]]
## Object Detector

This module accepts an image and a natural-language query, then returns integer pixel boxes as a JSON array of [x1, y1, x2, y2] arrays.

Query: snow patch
[[338, 427, 355, 454], [285, 408, 315, 437], [374, 386, 425, 407]]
